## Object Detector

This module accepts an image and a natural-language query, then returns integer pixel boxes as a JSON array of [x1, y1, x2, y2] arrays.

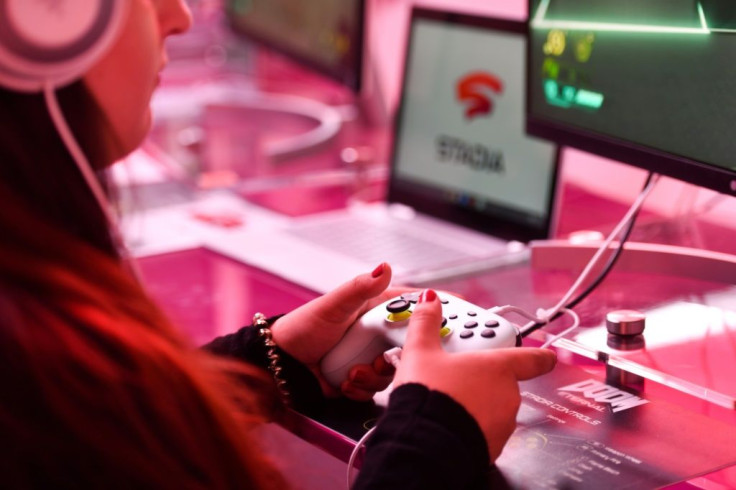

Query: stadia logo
[[456, 72, 503, 120]]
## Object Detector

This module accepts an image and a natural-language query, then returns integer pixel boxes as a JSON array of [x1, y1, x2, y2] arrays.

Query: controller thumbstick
[[386, 299, 412, 322], [387, 299, 411, 313]]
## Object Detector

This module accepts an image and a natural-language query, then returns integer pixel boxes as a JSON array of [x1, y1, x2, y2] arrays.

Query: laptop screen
[[388, 9, 559, 242]]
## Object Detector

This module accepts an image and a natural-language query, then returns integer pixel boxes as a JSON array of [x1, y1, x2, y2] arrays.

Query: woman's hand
[[393, 289, 557, 462], [270, 263, 405, 401]]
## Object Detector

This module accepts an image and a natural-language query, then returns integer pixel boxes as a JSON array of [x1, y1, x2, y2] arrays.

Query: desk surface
[[128, 57, 736, 489], [136, 242, 736, 489]]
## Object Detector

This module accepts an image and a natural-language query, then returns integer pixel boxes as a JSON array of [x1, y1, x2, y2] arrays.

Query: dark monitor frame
[[223, 0, 365, 92], [525, 0, 736, 197], [387, 7, 561, 244]]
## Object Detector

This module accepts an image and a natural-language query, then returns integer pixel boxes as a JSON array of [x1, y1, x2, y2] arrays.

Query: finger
[[346, 364, 394, 393], [496, 347, 557, 381], [373, 353, 397, 376], [340, 378, 384, 402], [403, 289, 444, 353], [314, 262, 394, 320]]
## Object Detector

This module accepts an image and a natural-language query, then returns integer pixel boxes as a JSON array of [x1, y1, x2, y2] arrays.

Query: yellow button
[[440, 327, 452, 338], [387, 310, 412, 322]]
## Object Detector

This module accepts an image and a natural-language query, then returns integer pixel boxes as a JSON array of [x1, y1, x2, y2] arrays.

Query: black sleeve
[[202, 319, 326, 416], [353, 383, 493, 490]]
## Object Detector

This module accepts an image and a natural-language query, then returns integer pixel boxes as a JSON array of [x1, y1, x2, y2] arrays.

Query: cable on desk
[[565, 172, 656, 311], [539, 308, 580, 348], [345, 347, 403, 489], [519, 172, 659, 338], [346, 425, 376, 489]]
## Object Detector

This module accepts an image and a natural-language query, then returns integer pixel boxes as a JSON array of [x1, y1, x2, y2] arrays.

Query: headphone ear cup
[[0, 0, 127, 92]]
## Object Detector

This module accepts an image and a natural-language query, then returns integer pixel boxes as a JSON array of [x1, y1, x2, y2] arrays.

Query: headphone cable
[[43, 81, 144, 283]]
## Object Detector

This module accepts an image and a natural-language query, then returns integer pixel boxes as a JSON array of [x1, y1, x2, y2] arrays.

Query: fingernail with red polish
[[371, 263, 385, 278], [419, 289, 437, 303]]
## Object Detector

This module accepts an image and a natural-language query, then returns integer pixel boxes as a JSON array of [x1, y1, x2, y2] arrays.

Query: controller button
[[440, 298, 449, 304], [441, 317, 447, 327], [387, 299, 411, 313], [481, 329, 497, 339], [485, 320, 500, 328], [464, 321, 478, 329], [387, 310, 412, 322], [440, 326, 452, 338], [468, 311, 477, 317], [401, 292, 420, 304], [460, 330, 474, 339], [449, 314, 458, 320]]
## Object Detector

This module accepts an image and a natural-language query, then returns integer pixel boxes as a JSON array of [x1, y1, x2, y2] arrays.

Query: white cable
[[346, 425, 377, 489], [345, 347, 403, 489], [540, 308, 580, 349], [43, 82, 144, 283], [490, 305, 545, 324], [518, 174, 660, 335], [44, 82, 118, 227], [546, 174, 660, 315]]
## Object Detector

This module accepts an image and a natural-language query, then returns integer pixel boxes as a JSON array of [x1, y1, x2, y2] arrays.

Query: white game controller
[[321, 292, 522, 388]]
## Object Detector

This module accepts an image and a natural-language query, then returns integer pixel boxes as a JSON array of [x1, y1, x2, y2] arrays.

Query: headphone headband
[[0, 0, 127, 92]]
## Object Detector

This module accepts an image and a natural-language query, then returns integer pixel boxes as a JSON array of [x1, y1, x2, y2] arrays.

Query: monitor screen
[[527, 0, 736, 196], [388, 9, 560, 242], [224, 0, 365, 91]]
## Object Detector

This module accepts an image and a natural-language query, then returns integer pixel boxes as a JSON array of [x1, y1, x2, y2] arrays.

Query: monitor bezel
[[224, 0, 365, 92]]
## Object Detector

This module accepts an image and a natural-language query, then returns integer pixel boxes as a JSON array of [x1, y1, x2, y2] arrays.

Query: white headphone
[[0, 0, 142, 281], [0, 0, 127, 92]]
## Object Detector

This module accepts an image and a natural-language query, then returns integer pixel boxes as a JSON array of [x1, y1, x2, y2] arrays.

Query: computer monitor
[[223, 0, 365, 92], [526, 0, 736, 196]]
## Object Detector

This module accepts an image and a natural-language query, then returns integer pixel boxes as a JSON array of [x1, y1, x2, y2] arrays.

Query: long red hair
[[0, 181, 288, 488]]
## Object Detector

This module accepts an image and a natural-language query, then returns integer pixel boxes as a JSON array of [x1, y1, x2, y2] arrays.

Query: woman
[[0, 0, 556, 488]]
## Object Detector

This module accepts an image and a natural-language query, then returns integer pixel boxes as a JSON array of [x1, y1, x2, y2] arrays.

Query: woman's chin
[[106, 115, 152, 166]]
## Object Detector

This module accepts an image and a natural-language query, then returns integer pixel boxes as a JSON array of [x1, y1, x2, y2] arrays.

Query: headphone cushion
[[0, 0, 127, 92]]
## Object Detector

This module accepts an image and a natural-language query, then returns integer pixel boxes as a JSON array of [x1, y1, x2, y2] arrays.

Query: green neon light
[[543, 80, 604, 111], [575, 89, 604, 109], [532, 0, 551, 24], [531, 0, 710, 35], [700, 2, 736, 34], [697, 2, 707, 30]]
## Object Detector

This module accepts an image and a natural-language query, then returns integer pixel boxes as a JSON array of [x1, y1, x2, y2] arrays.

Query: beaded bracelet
[[254, 313, 291, 406]]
